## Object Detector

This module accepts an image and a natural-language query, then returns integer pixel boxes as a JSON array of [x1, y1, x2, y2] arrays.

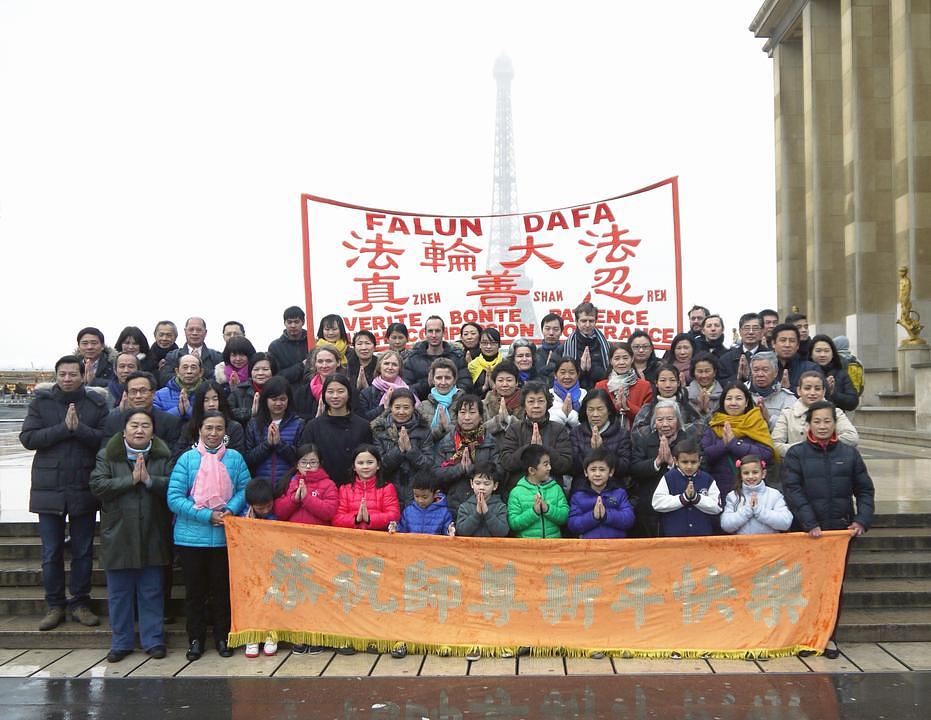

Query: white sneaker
[[263, 638, 278, 656], [245, 643, 260, 659]]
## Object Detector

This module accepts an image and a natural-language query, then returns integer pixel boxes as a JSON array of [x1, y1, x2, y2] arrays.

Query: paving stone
[[80, 653, 150, 678], [756, 655, 811, 673], [706, 658, 762, 674], [126, 653, 194, 678], [0, 648, 27, 665], [320, 652, 377, 677], [612, 657, 711, 674], [800, 652, 860, 673], [31, 649, 107, 677], [468, 657, 516, 676], [0, 649, 69, 677], [518, 656, 565, 676], [565, 657, 614, 675], [879, 642, 931, 670], [175, 649, 285, 677], [419, 654, 467, 676], [370, 653, 424, 677], [272, 651, 333, 677], [833, 643, 909, 672]]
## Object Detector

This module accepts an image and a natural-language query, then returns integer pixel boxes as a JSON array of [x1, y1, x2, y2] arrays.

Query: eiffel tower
[[488, 53, 538, 333]]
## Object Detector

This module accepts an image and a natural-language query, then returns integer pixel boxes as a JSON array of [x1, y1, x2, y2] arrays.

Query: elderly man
[[630, 400, 696, 538], [150, 321, 179, 374], [101, 371, 182, 446], [20, 355, 110, 630], [158, 317, 222, 387], [154, 355, 203, 420], [746, 352, 797, 431], [105, 352, 139, 408]]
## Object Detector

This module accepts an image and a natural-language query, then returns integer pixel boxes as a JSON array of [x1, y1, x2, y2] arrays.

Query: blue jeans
[[106, 567, 164, 652], [38, 512, 95, 610]]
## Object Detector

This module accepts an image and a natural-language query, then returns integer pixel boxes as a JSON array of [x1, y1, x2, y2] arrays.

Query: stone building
[[751, 0, 930, 436]]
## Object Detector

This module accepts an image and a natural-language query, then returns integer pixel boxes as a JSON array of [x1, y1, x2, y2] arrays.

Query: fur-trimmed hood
[[33, 381, 110, 405], [103, 431, 171, 462]]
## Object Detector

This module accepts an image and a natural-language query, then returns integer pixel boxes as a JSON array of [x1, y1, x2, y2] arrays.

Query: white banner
[[301, 178, 682, 349]]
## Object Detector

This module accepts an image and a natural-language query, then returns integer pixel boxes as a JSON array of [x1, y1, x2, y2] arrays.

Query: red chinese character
[[420, 238, 484, 273], [347, 273, 409, 313], [591, 266, 644, 305], [466, 270, 529, 308], [500, 235, 564, 270], [578, 224, 641, 264], [342, 231, 404, 270]]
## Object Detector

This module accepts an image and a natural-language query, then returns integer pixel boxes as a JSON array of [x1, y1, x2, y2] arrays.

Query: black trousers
[[176, 546, 230, 645]]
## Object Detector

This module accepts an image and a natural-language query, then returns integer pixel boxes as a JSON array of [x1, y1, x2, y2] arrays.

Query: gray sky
[[0, 1, 775, 368]]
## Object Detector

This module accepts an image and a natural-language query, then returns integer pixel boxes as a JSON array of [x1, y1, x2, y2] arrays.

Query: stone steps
[[836, 608, 931, 642], [856, 426, 931, 448], [854, 406, 917, 431]]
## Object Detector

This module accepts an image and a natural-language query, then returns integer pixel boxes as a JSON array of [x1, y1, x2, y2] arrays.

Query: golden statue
[[897, 266, 926, 346]]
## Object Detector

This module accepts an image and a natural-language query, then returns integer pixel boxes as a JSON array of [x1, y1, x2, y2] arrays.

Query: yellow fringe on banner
[[226, 629, 822, 660]]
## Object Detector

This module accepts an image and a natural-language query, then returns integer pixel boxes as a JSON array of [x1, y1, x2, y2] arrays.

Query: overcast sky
[[0, 1, 775, 369]]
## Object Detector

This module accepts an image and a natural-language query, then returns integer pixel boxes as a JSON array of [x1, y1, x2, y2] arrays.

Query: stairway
[[1, 516, 929, 649]]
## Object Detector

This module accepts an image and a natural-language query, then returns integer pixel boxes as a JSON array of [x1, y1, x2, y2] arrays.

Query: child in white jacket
[[720, 454, 793, 535]]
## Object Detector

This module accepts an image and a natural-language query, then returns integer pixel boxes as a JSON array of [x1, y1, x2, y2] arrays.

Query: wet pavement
[[0, 672, 927, 719]]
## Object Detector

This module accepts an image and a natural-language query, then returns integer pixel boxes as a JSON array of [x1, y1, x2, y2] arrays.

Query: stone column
[[802, 0, 847, 338], [841, 0, 897, 367], [774, 40, 808, 317], [890, 0, 931, 344]]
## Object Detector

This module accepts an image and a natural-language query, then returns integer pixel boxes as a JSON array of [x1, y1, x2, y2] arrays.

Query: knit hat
[[76, 326, 105, 345]]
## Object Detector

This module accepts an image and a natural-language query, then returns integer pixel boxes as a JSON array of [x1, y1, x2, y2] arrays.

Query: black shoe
[[216, 640, 233, 658], [186, 639, 203, 662], [517, 646, 531, 657], [390, 644, 407, 659], [107, 649, 132, 663], [336, 645, 356, 656], [147, 645, 167, 659], [824, 640, 840, 660]]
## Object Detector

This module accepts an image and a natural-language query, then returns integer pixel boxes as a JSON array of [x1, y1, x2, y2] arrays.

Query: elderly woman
[[292, 345, 343, 420], [90, 409, 172, 663], [498, 381, 574, 497], [782, 400, 874, 659], [772, 370, 859, 457], [746, 351, 797, 431], [168, 411, 250, 661], [434, 393, 499, 514], [569, 388, 632, 494], [359, 350, 412, 421], [630, 399, 696, 537], [371, 388, 434, 507], [228, 352, 278, 426]]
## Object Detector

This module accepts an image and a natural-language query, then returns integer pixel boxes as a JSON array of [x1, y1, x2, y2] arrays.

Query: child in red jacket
[[333, 445, 400, 531], [273, 444, 338, 526]]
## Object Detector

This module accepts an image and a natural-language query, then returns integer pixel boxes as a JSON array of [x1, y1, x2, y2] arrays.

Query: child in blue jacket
[[651, 440, 721, 537], [389, 471, 454, 536], [568, 448, 635, 539]]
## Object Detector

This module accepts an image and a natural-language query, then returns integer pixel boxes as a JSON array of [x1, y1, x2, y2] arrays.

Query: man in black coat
[[268, 305, 310, 384], [100, 371, 182, 449], [20, 355, 109, 630], [717, 313, 765, 386], [402, 316, 470, 399]]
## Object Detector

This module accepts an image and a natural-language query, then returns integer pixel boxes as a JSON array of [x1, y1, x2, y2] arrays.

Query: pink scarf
[[371, 375, 417, 407], [309, 374, 324, 401], [191, 441, 233, 510], [225, 363, 249, 384]]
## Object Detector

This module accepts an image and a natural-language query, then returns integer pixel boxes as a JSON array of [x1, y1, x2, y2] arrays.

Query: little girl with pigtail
[[720, 454, 793, 535]]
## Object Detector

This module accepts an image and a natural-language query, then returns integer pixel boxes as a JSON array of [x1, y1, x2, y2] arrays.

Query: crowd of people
[[20, 302, 874, 663]]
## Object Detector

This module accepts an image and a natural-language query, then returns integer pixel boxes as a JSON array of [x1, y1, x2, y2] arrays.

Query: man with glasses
[[101, 371, 181, 446], [717, 313, 765, 385], [158, 317, 222, 387]]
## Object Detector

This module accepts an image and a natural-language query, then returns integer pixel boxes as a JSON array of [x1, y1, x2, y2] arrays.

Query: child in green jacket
[[507, 444, 569, 538]]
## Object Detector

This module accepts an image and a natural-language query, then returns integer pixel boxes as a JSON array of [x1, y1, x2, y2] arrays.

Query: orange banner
[[225, 517, 851, 658]]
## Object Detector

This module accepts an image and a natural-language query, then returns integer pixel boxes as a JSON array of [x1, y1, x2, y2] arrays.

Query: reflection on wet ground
[[0, 673, 927, 719]]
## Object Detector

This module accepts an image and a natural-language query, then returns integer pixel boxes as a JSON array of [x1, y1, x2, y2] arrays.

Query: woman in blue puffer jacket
[[168, 411, 250, 662]]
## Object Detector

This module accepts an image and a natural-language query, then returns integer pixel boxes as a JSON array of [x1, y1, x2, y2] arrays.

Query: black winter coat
[[819, 365, 860, 412], [569, 420, 632, 491], [158, 345, 223, 388], [402, 341, 470, 399], [782, 438, 874, 531], [90, 434, 172, 569], [20, 384, 109, 515], [371, 414, 434, 507], [101, 407, 182, 449], [268, 331, 309, 384], [228, 383, 257, 425], [433, 429, 500, 514], [299, 413, 373, 486], [498, 417, 573, 496], [629, 428, 695, 537]]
